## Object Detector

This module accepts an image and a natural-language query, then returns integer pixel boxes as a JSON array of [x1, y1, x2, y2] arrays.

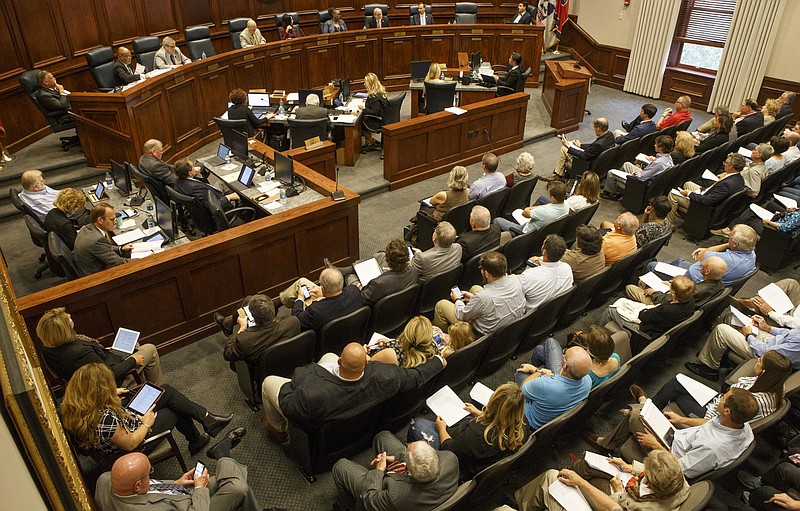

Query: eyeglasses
[[133, 466, 154, 491]]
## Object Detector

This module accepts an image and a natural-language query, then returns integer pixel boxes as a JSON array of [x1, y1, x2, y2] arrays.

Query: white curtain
[[623, 0, 681, 98], [707, 0, 786, 112]]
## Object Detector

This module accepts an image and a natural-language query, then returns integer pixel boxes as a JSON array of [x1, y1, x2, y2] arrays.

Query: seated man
[[494, 53, 523, 92], [434, 251, 525, 336], [221, 294, 301, 364], [112, 47, 141, 87], [74, 203, 131, 276], [520, 234, 573, 312], [260, 343, 444, 442], [601, 212, 639, 266], [339, 239, 418, 306], [740, 143, 771, 196], [366, 7, 390, 28], [411, 3, 435, 25], [293, 93, 332, 136], [287, 268, 364, 334], [646, 223, 757, 287], [777, 90, 797, 118], [154, 36, 191, 69], [554, 117, 615, 178], [784, 131, 800, 163], [18, 169, 60, 222], [239, 19, 266, 48], [173, 159, 239, 211], [601, 135, 674, 200], [468, 152, 505, 200], [333, 431, 458, 511], [729, 278, 800, 329], [561, 225, 606, 282], [514, 346, 592, 430], [614, 103, 658, 144], [510, 2, 533, 24], [733, 98, 765, 137], [412, 221, 462, 281], [666, 152, 747, 225], [138, 139, 177, 186], [627, 256, 726, 307], [494, 180, 569, 234], [35, 70, 73, 126], [457, 206, 502, 263], [634, 196, 673, 248], [657, 96, 692, 129]]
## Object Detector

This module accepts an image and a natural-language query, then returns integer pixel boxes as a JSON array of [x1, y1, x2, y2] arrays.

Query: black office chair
[[476, 187, 509, 220], [85, 47, 116, 92], [496, 67, 530, 97], [24, 215, 54, 279], [317, 10, 333, 32], [19, 70, 80, 150], [275, 12, 301, 36], [184, 26, 215, 60], [415, 264, 462, 317], [206, 191, 255, 232], [316, 306, 371, 359], [454, 2, 478, 24], [362, 91, 406, 158], [288, 118, 328, 149], [166, 186, 216, 236], [132, 36, 160, 73], [212, 116, 250, 139], [501, 177, 538, 219], [520, 286, 576, 351], [48, 232, 83, 280], [409, 4, 432, 23], [228, 18, 250, 50], [560, 202, 599, 246], [425, 81, 456, 114]]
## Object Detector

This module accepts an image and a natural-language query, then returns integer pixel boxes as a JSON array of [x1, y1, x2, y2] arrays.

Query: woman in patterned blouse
[[635, 195, 673, 247]]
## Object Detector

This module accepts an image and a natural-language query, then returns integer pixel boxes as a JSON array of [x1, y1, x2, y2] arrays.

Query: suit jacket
[[154, 46, 191, 69], [227, 104, 262, 137], [362, 266, 419, 306], [294, 105, 333, 134], [412, 244, 462, 281], [322, 19, 348, 33], [457, 225, 502, 262], [411, 13, 434, 25], [569, 131, 615, 161], [35, 87, 72, 123], [239, 28, 266, 48], [112, 61, 141, 87], [366, 17, 390, 28], [174, 178, 231, 210], [638, 299, 695, 338], [779, 103, 794, 119], [511, 11, 533, 24], [689, 172, 744, 206], [649, 279, 724, 308], [44, 207, 79, 249], [279, 354, 444, 429], [223, 316, 301, 363], [615, 119, 657, 144], [498, 66, 523, 92], [138, 154, 177, 186], [735, 111, 764, 137], [42, 338, 136, 384], [696, 132, 729, 153], [74, 224, 127, 275], [291, 285, 364, 333]]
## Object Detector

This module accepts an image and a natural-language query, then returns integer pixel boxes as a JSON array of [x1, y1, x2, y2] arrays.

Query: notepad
[[548, 481, 592, 511], [426, 385, 469, 426], [112, 228, 146, 245], [353, 258, 383, 287], [584, 452, 635, 485], [511, 208, 528, 226], [670, 188, 684, 197], [758, 283, 795, 315], [635, 153, 651, 165], [469, 382, 494, 407], [119, 218, 136, 230], [654, 262, 688, 277], [676, 373, 718, 406], [640, 399, 675, 448], [774, 194, 798, 209], [131, 240, 164, 253], [639, 272, 670, 294]]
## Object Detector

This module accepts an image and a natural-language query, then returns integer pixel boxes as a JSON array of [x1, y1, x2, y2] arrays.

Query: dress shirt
[[522, 202, 569, 234], [686, 249, 755, 287], [454, 275, 526, 335], [19, 185, 59, 221], [784, 146, 800, 164], [747, 326, 800, 368], [766, 157, 787, 175], [768, 294, 800, 329], [468, 172, 506, 200], [657, 109, 691, 129], [670, 416, 753, 479], [518, 261, 573, 312], [239, 28, 266, 48], [521, 373, 591, 430], [635, 153, 674, 181]]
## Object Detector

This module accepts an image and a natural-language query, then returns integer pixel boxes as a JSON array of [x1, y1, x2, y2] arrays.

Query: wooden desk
[[382, 92, 528, 190], [285, 141, 337, 181], [541, 60, 592, 134], [409, 80, 497, 117]]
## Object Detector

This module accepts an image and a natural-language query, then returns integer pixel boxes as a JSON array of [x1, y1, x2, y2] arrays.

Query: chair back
[[631, 232, 671, 275], [521, 401, 588, 466], [638, 131, 659, 156], [288, 118, 328, 149], [610, 138, 640, 170], [458, 251, 487, 289], [586, 145, 618, 179], [613, 334, 669, 391], [698, 287, 732, 332], [184, 26, 215, 60], [454, 2, 478, 23], [728, 264, 758, 295], [437, 333, 490, 390], [228, 18, 249, 50], [255, 330, 315, 383], [425, 81, 457, 114], [48, 232, 82, 280], [166, 186, 216, 235], [364, 4, 389, 16], [754, 165, 791, 203], [466, 434, 536, 506], [557, 266, 610, 328], [212, 116, 249, 142], [750, 397, 791, 433], [476, 187, 509, 220], [520, 286, 577, 352], [132, 36, 160, 72], [477, 309, 536, 376], [206, 191, 232, 231], [416, 264, 463, 316], [318, 10, 333, 32], [85, 47, 116, 91], [707, 189, 750, 231], [501, 177, 538, 218], [409, 4, 432, 16], [26, 215, 61, 275], [367, 284, 420, 338], [678, 481, 715, 511], [518, 67, 531, 90], [19, 69, 75, 133], [276, 12, 301, 29], [10, 188, 43, 226], [317, 306, 371, 359], [498, 229, 538, 275], [431, 480, 476, 511], [441, 199, 475, 235], [384, 91, 406, 125], [560, 202, 599, 247], [590, 249, 641, 307]]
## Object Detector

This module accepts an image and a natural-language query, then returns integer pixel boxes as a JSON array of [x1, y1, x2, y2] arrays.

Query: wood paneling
[[98, 0, 141, 44], [216, 0, 250, 25], [57, 0, 103, 56], [269, 48, 303, 93], [759, 77, 799, 121], [232, 55, 268, 91], [343, 39, 378, 87], [141, 0, 179, 35], [456, 32, 494, 62], [182, 0, 213, 27], [381, 35, 416, 80], [166, 78, 204, 142], [418, 33, 454, 67], [196, 64, 231, 129], [660, 68, 714, 110], [11, 0, 67, 67], [305, 43, 341, 88]]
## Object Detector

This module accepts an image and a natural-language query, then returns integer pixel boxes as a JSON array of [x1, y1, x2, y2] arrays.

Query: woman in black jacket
[[43, 187, 87, 250], [226, 87, 262, 137], [696, 113, 733, 153], [360, 73, 388, 146]]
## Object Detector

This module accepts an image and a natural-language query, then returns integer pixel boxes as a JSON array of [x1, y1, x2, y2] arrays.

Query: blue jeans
[[533, 195, 551, 206], [646, 258, 692, 281], [407, 418, 441, 448], [494, 217, 524, 232], [531, 337, 563, 374]]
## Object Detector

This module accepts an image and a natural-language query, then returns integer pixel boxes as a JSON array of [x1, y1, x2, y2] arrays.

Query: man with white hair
[[294, 93, 332, 135], [333, 431, 459, 510], [656, 95, 692, 129], [741, 143, 771, 196], [457, 205, 502, 262], [778, 91, 796, 118], [784, 131, 800, 163], [601, 212, 639, 266], [366, 7, 390, 28], [154, 36, 191, 69], [138, 139, 177, 186], [239, 19, 266, 47], [18, 169, 60, 221]]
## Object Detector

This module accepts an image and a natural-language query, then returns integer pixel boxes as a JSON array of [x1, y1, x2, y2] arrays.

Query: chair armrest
[[362, 114, 382, 133], [225, 206, 255, 223], [496, 85, 515, 97], [141, 429, 172, 446], [509, 226, 524, 236]]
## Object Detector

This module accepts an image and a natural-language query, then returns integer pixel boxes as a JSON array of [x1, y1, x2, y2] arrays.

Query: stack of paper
[[607, 169, 631, 180], [584, 452, 635, 485], [738, 147, 753, 159], [119, 218, 136, 230], [567, 140, 583, 152], [444, 107, 467, 115], [635, 153, 651, 164], [334, 114, 358, 124], [728, 305, 758, 335], [548, 481, 592, 511], [676, 374, 718, 406], [702, 169, 719, 182], [511, 209, 528, 226], [758, 283, 795, 314], [654, 262, 688, 277], [426, 386, 469, 426], [112, 228, 146, 245], [639, 272, 670, 293]]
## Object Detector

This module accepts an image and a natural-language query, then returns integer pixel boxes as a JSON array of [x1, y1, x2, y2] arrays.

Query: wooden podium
[[541, 60, 593, 134]]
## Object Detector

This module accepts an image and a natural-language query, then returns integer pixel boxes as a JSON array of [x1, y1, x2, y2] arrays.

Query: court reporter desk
[[409, 79, 497, 117], [13, 155, 359, 357], [66, 24, 543, 169]]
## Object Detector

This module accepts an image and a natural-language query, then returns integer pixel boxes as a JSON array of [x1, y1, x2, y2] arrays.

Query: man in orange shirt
[[600, 212, 639, 266]]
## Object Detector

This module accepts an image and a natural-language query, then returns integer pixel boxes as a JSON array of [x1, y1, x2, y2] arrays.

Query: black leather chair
[[496, 67, 530, 96], [166, 186, 216, 236], [589, 249, 642, 308], [48, 231, 83, 280], [275, 12, 301, 36], [228, 18, 250, 50], [206, 190, 255, 232], [683, 189, 750, 241], [212, 116, 249, 140], [476, 309, 536, 376], [19, 69, 80, 150], [362, 91, 406, 158], [476, 187, 508, 220], [316, 306, 371, 359], [425, 81, 456, 114], [25, 215, 54, 279], [132, 36, 160, 72], [431, 481, 476, 511], [609, 138, 640, 171], [756, 224, 800, 271], [501, 177, 538, 219], [317, 10, 333, 32], [454, 2, 478, 23], [184, 26, 215, 60], [560, 202, 599, 247], [408, 4, 432, 23], [415, 200, 475, 251], [460, 434, 536, 508], [570, 144, 617, 179], [520, 286, 577, 352], [9, 187, 44, 227], [288, 118, 329, 149], [85, 47, 115, 92], [366, 284, 420, 338], [518, 400, 587, 469], [415, 264, 462, 317], [436, 333, 490, 390], [363, 4, 389, 28], [498, 228, 538, 275]]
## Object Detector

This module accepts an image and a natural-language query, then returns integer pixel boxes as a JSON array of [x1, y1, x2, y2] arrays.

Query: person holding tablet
[[61, 363, 235, 460]]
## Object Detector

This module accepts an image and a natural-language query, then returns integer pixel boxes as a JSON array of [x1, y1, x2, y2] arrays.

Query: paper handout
[[426, 386, 469, 426]]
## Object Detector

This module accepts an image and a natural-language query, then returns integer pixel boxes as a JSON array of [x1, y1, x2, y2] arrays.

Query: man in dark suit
[[510, 2, 534, 24], [35, 70, 72, 125], [412, 221, 463, 281], [411, 3, 435, 25], [113, 47, 141, 87], [667, 152, 746, 225], [173, 159, 239, 211], [294, 93, 332, 136], [290, 268, 364, 334], [778, 91, 796, 118], [734, 98, 765, 137], [554, 117, 615, 177], [614, 104, 658, 144], [138, 139, 177, 186], [494, 53, 523, 93], [222, 294, 301, 364], [333, 431, 459, 511], [458, 206, 502, 262], [74, 202, 131, 276], [366, 7, 390, 28], [339, 239, 419, 306]]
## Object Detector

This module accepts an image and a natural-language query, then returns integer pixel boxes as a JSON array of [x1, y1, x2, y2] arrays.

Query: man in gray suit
[[154, 36, 191, 69], [294, 94, 332, 136], [411, 221, 462, 281], [35, 70, 72, 125], [239, 19, 266, 48], [139, 139, 177, 186], [333, 431, 459, 511], [74, 203, 131, 276]]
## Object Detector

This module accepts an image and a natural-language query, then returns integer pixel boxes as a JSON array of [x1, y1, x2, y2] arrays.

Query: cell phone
[[194, 460, 205, 478], [237, 307, 247, 320], [451, 286, 464, 300], [433, 333, 444, 350], [407, 246, 414, 260], [300, 285, 311, 299]]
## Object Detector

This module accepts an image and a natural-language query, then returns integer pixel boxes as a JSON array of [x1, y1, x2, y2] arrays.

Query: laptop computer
[[480, 74, 497, 87], [248, 92, 271, 117], [207, 143, 231, 166], [411, 60, 432, 83]]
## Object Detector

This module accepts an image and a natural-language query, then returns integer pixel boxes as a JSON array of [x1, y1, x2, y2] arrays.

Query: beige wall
[[0, 411, 48, 511], [764, 0, 800, 83]]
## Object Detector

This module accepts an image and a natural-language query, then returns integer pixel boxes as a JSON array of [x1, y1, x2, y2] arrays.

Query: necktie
[[378, 19, 382, 28], [150, 482, 191, 495], [386, 461, 407, 474], [170, 53, 176, 65]]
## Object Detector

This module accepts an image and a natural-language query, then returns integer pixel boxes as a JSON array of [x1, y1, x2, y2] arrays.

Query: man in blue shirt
[[601, 135, 674, 200], [467, 152, 505, 200], [494, 180, 569, 234], [515, 346, 591, 429]]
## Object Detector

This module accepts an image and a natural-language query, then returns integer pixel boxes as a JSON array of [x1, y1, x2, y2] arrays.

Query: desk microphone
[[331, 166, 345, 201], [482, 128, 494, 150]]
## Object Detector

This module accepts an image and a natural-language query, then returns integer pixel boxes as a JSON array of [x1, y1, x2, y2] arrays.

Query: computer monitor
[[247, 92, 270, 108], [340, 77, 351, 102], [154, 195, 175, 241], [110, 159, 131, 196], [470, 51, 481, 70], [411, 60, 432, 81], [298, 89, 324, 107], [227, 129, 249, 161], [274, 151, 294, 185], [238, 163, 255, 187]]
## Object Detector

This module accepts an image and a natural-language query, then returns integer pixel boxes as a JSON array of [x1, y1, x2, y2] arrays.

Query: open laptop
[[248, 92, 271, 117], [207, 143, 231, 166], [480, 74, 497, 87]]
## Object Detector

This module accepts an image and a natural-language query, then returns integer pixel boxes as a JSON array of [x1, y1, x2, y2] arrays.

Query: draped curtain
[[623, 0, 682, 98]]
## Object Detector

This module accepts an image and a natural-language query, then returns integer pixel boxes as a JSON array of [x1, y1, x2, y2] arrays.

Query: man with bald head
[[113, 47, 141, 87], [601, 212, 639, 266], [515, 346, 591, 430], [239, 19, 266, 48], [366, 7, 390, 28], [288, 267, 364, 335], [260, 342, 445, 442], [139, 139, 177, 186], [457, 205, 502, 262], [626, 256, 727, 307], [95, 450, 261, 511]]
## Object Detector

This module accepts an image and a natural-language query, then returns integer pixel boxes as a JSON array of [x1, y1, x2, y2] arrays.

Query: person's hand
[[141, 405, 157, 428], [132, 355, 145, 367], [435, 416, 448, 433], [517, 363, 537, 374], [460, 291, 473, 302], [560, 137, 568, 148], [741, 324, 753, 336], [236, 315, 248, 331], [540, 368, 554, 377], [175, 468, 195, 487], [122, 244, 133, 253], [370, 452, 393, 471], [610, 475, 623, 493], [464, 402, 481, 416], [752, 297, 775, 315], [56, 83, 65, 94], [309, 285, 324, 300], [753, 315, 770, 332], [663, 411, 684, 425], [116, 388, 128, 396], [358, 103, 365, 110], [691, 247, 707, 261], [768, 493, 800, 510], [194, 468, 209, 488], [227, 193, 240, 202], [664, 107, 673, 116], [680, 189, 689, 197], [608, 457, 632, 474], [644, 288, 654, 296], [528, 256, 541, 266], [556, 469, 585, 487], [574, 140, 581, 147], [635, 431, 662, 450]]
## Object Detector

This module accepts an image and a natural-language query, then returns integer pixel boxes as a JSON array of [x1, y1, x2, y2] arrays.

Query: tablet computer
[[238, 164, 255, 187], [126, 383, 164, 415], [110, 327, 140, 355]]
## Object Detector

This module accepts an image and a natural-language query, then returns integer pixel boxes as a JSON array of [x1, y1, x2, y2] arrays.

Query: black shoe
[[323, 257, 335, 270], [600, 191, 620, 201], [206, 426, 246, 459], [203, 412, 234, 437], [621, 121, 631, 131], [684, 361, 719, 382], [213, 313, 232, 337], [188, 433, 210, 455]]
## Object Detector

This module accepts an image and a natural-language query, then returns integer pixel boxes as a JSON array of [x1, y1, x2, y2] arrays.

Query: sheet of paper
[[353, 258, 383, 287], [548, 481, 592, 511], [512, 208, 528, 226], [567, 140, 583, 151], [123, 208, 136, 217], [750, 203, 775, 221], [134, 63, 145, 75], [130, 251, 153, 259], [738, 147, 752, 159], [607, 168, 630, 180], [112, 228, 146, 245], [774, 194, 798, 209], [131, 241, 164, 253], [333, 114, 358, 124], [286, 92, 299, 102], [676, 373, 718, 406], [444, 107, 467, 115], [759, 283, 795, 315], [728, 305, 758, 333], [639, 272, 670, 294], [641, 399, 675, 448], [635, 153, 651, 163], [265, 201, 283, 210], [119, 219, 136, 229], [702, 169, 719, 181], [143, 226, 160, 236], [584, 452, 635, 485], [420, 197, 433, 208], [639, 481, 653, 497], [426, 386, 469, 427], [654, 262, 687, 277], [670, 188, 684, 197], [221, 173, 239, 183], [367, 332, 391, 347], [469, 382, 494, 407]]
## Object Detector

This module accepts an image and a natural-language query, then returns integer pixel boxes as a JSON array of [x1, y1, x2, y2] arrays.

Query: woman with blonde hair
[[763, 98, 780, 124], [425, 165, 470, 221], [61, 363, 234, 462], [367, 316, 440, 367], [360, 73, 388, 146], [43, 187, 88, 249], [565, 171, 600, 212], [445, 321, 475, 352], [420, 62, 443, 112], [408, 382, 528, 479], [671, 131, 695, 164]]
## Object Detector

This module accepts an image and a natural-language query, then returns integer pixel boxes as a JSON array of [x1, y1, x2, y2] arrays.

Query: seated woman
[[226, 88, 263, 137], [407, 382, 527, 480], [421, 165, 470, 221], [528, 325, 620, 388], [763, 98, 781, 125], [560, 224, 606, 282], [420, 62, 443, 113], [323, 8, 348, 33], [505, 152, 535, 187], [61, 363, 234, 460], [359, 73, 388, 146], [634, 195, 673, 247], [695, 113, 733, 153], [567, 171, 600, 212], [670, 131, 695, 165], [766, 135, 789, 174], [43, 187, 88, 250], [37, 307, 164, 386], [278, 14, 303, 39], [368, 315, 442, 366]]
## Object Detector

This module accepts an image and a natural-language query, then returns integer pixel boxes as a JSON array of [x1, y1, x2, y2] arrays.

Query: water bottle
[[146, 213, 155, 229], [278, 99, 285, 116], [279, 187, 286, 203], [105, 171, 113, 189], [146, 199, 154, 213], [224, 151, 231, 164], [201, 51, 206, 60]]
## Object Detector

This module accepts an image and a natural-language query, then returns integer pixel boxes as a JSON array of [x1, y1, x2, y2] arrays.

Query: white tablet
[[111, 327, 140, 355]]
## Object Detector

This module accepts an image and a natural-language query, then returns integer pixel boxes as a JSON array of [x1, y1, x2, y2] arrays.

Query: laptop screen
[[94, 181, 105, 200], [217, 143, 230, 160], [411, 60, 432, 80], [238, 164, 255, 187], [248, 92, 270, 108]]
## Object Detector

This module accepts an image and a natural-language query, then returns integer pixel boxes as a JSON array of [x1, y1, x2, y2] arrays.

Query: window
[[669, 0, 736, 73]]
